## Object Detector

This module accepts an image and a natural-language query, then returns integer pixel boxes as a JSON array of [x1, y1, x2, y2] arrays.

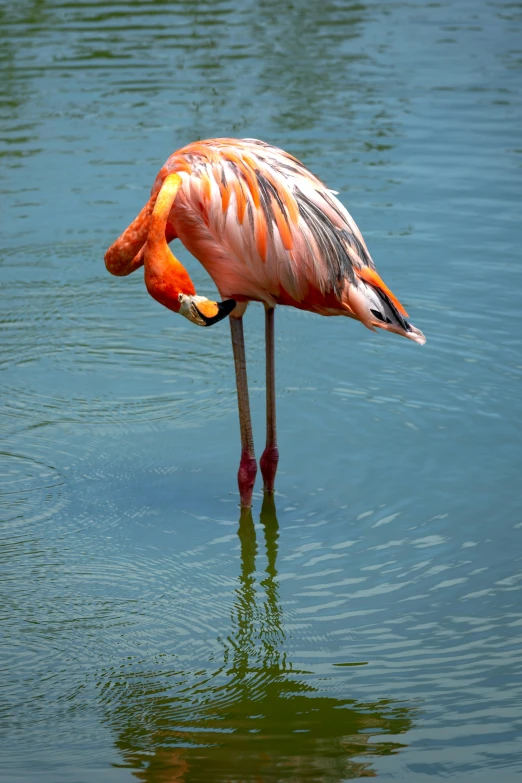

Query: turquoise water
[[1, 1, 521, 781]]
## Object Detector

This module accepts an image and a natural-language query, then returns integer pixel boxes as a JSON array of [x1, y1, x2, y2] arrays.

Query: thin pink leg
[[230, 315, 257, 507], [260, 306, 279, 493]]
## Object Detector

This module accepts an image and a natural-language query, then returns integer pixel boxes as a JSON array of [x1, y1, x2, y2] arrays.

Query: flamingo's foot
[[260, 445, 279, 494], [238, 450, 257, 508]]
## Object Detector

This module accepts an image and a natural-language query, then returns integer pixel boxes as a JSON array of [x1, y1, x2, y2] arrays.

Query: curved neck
[[144, 173, 196, 311], [147, 174, 181, 249]]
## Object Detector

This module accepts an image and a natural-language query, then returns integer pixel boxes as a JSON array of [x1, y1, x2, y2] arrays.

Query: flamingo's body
[[105, 138, 425, 506]]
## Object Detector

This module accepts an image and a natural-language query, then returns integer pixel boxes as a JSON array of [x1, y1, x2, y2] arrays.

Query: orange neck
[[144, 174, 196, 312]]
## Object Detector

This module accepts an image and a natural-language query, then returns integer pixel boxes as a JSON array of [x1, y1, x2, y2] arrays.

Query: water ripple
[[2, 0, 522, 780]]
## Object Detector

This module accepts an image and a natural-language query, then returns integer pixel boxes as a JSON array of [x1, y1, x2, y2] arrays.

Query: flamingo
[[105, 138, 425, 508]]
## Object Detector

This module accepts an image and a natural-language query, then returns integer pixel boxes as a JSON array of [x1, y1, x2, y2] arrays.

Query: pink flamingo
[[105, 138, 425, 507]]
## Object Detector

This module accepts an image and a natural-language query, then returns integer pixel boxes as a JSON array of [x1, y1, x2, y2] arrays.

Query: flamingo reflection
[[107, 496, 413, 781]]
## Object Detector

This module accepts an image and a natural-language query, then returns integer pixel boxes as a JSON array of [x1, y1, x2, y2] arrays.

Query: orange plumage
[[146, 138, 425, 343]]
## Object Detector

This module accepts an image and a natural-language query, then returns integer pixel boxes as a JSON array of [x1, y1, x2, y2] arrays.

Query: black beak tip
[[197, 298, 237, 327], [220, 298, 237, 318]]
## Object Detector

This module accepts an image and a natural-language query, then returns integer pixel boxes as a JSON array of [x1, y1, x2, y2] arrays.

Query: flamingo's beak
[[177, 294, 236, 327], [195, 298, 237, 327]]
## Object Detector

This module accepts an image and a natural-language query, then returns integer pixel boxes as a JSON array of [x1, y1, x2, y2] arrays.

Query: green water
[[1, 1, 521, 781]]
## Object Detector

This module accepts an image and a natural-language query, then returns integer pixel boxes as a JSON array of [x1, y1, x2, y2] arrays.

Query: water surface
[[1, 0, 521, 781]]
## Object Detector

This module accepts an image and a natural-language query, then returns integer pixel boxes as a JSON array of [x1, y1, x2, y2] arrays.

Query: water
[[1, 0, 521, 780]]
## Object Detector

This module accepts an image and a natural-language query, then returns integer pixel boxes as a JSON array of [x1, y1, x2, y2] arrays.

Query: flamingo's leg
[[260, 306, 279, 493], [230, 315, 257, 508]]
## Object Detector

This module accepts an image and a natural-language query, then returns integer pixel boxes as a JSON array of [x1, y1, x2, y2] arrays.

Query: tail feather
[[349, 278, 426, 345], [355, 265, 409, 317]]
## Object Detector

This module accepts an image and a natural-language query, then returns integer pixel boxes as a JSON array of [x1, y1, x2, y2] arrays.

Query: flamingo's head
[[177, 294, 236, 327]]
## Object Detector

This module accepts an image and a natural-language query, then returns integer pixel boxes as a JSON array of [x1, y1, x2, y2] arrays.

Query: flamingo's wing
[[169, 138, 373, 298], [167, 138, 424, 344]]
